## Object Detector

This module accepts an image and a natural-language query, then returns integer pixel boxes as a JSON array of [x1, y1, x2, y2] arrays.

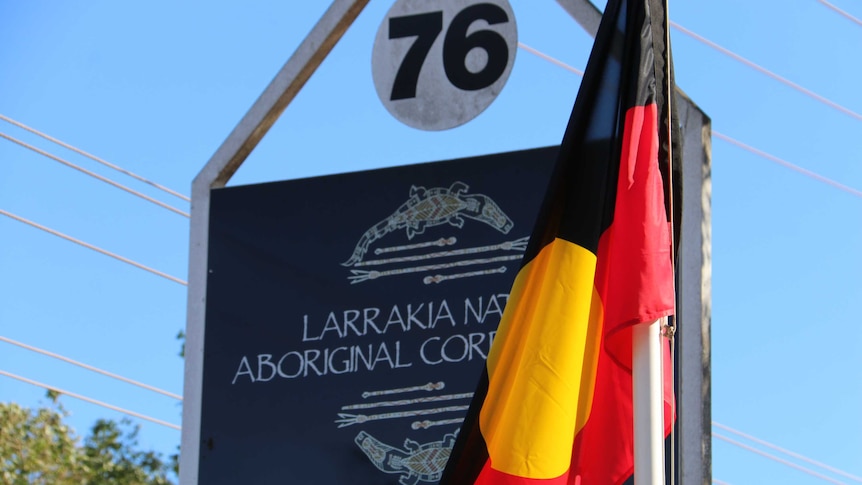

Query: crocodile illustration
[[355, 430, 458, 485], [342, 182, 514, 266]]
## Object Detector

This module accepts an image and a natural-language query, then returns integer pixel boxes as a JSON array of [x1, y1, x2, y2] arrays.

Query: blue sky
[[1, 1, 860, 484]]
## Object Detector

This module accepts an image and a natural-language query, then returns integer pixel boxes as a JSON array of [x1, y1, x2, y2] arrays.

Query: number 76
[[388, 4, 512, 100]]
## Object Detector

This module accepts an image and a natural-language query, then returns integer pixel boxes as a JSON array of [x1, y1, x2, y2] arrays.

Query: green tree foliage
[[0, 395, 174, 485]]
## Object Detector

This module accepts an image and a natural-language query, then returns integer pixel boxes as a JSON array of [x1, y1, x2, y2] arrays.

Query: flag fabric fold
[[440, 0, 677, 483]]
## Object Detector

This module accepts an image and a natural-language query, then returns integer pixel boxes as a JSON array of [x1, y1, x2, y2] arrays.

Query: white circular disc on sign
[[372, 0, 518, 131]]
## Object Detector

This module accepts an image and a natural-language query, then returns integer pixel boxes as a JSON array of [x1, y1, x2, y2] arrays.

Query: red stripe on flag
[[570, 103, 674, 485], [600, 103, 674, 370]]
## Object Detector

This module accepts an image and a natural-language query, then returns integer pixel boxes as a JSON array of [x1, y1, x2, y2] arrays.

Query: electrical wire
[[517, 42, 584, 75], [0, 369, 181, 431], [669, 21, 862, 122], [818, 0, 862, 27], [0, 208, 188, 286], [0, 131, 189, 218], [713, 131, 862, 199], [714, 433, 847, 485], [517, 42, 862, 200], [0, 335, 182, 401], [713, 422, 862, 483], [0, 114, 190, 202]]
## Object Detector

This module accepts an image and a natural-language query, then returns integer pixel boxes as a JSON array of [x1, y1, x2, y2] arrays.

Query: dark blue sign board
[[199, 147, 557, 484]]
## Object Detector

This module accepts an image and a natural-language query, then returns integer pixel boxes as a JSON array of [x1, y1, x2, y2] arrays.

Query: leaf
[[0, 402, 175, 484]]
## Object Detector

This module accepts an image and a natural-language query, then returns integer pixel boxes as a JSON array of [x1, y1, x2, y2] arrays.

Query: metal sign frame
[[180, 1, 712, 484]]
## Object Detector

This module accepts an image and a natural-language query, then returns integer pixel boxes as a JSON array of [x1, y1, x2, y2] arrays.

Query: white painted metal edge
[[555, 0, 602, 37], [180, 2, 370, 484], [678, 95, 712, 485]]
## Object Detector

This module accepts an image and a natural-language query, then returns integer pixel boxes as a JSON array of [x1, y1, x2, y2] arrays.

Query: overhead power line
[[0, 369, 181, 431], [713, 132, 862, 199], [0, 208, 188, 286], [518, 42, 584, 75], [0, 114, 190, 202], [0, 131, 189, 218], [516, 42, 862, 200], [0, 335, 182, 401], [714, 433, 848, 485], [669, 21, 862, 122], [818, 0, 862, 27], [713, 421, 862, 483]]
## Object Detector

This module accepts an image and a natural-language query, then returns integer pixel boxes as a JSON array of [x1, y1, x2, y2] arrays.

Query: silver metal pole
[[633, 319, 666, 485]]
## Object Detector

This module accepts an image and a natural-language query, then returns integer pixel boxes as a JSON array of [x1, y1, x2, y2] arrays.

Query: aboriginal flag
[[439, 0, 677, 483]]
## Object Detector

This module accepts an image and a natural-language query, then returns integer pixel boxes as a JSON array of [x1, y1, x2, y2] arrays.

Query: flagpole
[[633, 317, 666, 484], [634, 0, 676, 482]]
